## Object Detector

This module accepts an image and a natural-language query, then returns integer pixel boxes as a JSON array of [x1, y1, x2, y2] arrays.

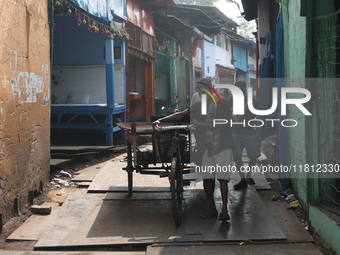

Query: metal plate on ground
[[231, 171, 271, 190], [0, 252, 145, 255], [72, 161, 108, 182], [104, 192, 172, 201], [35, 193, 198, 249], [77, 182, 92, 187], [184, 185, 286, 242], [183, 169, 271, 190], [50, 159, 71, 166], [50, 146, 93, 151], [258, 190, 314, 242], [50, 146, 115, 151], [88, 154, 170, 193], [7, 202, 61, 241], [146, 243, 323, 255]]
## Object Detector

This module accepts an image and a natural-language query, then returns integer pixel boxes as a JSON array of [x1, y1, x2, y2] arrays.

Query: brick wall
[[0, 0, 50, 223]]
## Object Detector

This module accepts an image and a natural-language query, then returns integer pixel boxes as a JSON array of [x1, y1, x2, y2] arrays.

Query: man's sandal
[[219, 212, 230, 221], [201, 210, 218, 219]]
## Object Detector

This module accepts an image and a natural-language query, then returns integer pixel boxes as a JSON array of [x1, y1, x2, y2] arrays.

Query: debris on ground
[[52, 178, 68, 186], [51, 177, 76, 189], [287, 200, 301, 209], [271, 195, 284, 201], [60, 170, 72, 178], [0, 149, 125, 251], [56, 188, 66, 196], [285, 194, 295, 201]]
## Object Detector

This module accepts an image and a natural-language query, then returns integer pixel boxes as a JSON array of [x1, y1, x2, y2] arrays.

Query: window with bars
[[216, 33, 225, 49], [313, 8, 340, 215]]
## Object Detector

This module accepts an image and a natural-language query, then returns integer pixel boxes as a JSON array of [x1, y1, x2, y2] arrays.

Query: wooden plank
[[50, 159, 71, 166], [7, 202, 61, 241]]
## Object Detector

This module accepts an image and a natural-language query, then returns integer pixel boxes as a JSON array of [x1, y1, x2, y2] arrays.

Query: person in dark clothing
[[153, 77, 234, 221], [224, 81, 261, 190]]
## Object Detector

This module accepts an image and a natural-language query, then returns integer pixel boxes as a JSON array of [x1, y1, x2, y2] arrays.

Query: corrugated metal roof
[[144, 0, 177, 8], [168, 6, 221, 35], [178, 4, 238, 27]]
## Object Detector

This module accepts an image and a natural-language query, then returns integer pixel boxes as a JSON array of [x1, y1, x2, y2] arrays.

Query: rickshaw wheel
[[171, 157, 183, 226], [127, 142, 133, 197]]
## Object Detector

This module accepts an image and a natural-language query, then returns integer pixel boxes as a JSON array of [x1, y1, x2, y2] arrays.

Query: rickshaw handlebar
[[155, 124, 193, 131]]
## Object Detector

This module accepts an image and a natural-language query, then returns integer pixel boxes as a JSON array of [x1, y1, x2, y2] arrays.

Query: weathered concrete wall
[[0, 0, 50, 222], [309, 205, 340, 254], [281, 0, 308, 205]]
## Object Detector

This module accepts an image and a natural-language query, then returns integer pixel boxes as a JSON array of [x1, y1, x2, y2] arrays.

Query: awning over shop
[[216, 65, 236, 78], [127, 22, 156, 59]]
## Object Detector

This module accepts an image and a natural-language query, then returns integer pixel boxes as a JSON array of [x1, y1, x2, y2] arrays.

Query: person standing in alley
[[153, 77, 234, 221], [222, 81, 261, 189]]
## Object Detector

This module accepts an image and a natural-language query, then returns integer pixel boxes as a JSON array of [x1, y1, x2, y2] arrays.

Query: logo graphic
[[197, 81, 223, 106], [200, 84, 312, 116]]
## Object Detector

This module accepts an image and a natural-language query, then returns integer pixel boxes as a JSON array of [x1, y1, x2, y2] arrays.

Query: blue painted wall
[[53, 15, 106, 66], [53, 15, 126, 66], [70, 0, 126, 21], [233, 43, 248, 72], [202, 40, 216, 77]]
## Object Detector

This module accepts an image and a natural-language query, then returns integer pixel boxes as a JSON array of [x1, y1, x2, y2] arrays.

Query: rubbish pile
[[50, 170, 77, 195], [271, 188, 301, 210]]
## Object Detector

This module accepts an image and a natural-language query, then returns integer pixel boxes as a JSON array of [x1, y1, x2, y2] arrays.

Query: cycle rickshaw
[[117, 122, 193, 226]]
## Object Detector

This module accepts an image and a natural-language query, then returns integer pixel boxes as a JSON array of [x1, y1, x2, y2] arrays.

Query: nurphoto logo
[[199, 84, 312, 128]]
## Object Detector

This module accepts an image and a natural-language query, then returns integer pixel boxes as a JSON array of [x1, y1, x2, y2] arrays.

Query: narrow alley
[[0, 0, 340, 254]]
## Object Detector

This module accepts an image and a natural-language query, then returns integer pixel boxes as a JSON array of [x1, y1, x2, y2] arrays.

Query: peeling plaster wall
[[281, 0, 308, 206], [0, 0, 50, 222]]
